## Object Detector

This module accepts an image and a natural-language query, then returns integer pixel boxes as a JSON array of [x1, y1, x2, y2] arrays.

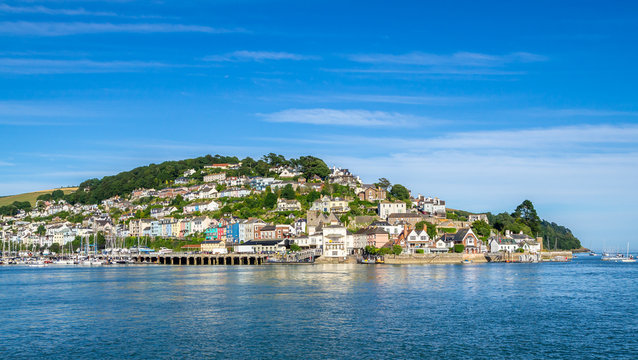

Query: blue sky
[[1, 0, 637, 249]]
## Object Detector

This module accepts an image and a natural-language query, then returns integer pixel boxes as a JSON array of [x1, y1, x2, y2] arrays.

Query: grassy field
[[0, 188, 78, 207]]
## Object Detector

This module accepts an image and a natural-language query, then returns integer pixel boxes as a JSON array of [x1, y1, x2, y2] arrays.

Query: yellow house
[[201, 240, 226, 253]]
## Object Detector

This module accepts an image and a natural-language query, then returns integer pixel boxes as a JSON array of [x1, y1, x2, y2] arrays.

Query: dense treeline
[[0, 201, 32, 216], [486, 200, 581, 250], [36, 189, 66, 202], [63, 153, 330, 205]]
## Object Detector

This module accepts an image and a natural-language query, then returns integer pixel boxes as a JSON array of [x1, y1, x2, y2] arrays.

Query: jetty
[[134, 253, 269, 265]]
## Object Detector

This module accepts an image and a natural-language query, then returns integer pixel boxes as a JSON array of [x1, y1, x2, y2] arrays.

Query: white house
[[276, 198, 302, 212], [378, 200, 407, 219], [404, 229, 431, 253], [183, 201, 219, 214], [489, 237, 518, 253], [203, 172, 226, 183]]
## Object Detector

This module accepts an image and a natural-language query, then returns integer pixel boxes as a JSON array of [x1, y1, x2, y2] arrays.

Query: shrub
[[415, 249, 424, 254], [453, 244, 465, 253]]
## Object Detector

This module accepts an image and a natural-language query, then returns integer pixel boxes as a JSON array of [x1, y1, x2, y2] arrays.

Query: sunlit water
[[0, 257, 636, 359]]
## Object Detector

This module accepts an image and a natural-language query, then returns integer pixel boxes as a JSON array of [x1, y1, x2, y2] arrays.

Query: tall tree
[[375, 178, 391, 189], [390, 184, 410, 200], [513, 200, 541, 234], [281, 184, 296, 200]]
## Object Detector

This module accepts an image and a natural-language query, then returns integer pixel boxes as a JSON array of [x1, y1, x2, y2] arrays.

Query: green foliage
[[517, 247, 525, 253], [330, 184, 354, 198], [290, 243, 301, 252], [0, 201, 32, 216], [453, 244, 465, 253], [392, 244, 403, 255], [281, 184, 296, 200], [425, 223, 437, 239], [390, 184, 410, 200], [263, 190, 278, 209], [306, 190, 321, 204], [49, 243, 60, 254], [67, 214, 85, 223], [364, 245, 378, 255], [36, 225, 46, 236], [486, 200, 581, 250], [513, 200, 541, 234], [263, 153, 289, 167], [539, 220, 581, 250], [375, 178, 391, 189], [415, 249, 424, 254], [415, 221, 426, 231], [298, 156, 330, 180], [471, 220, 491, 237], [441, 227, 457, 233]]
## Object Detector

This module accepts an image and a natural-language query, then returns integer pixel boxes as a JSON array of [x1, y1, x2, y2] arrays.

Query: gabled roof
[[243, 240, 284, 246]]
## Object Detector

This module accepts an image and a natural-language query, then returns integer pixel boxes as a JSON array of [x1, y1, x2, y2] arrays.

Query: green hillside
[[0, 188, 77, 207]]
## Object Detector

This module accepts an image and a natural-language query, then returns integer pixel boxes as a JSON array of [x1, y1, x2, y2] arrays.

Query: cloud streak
[[348, 51, 547, 66], [0, 58, 169, 74], [272, 93, 480, 105], [0, 4, 117, 17], [204, 51, 318, 62], [327, 51, 547, 76], [260, 108, 430, 127], [0, 21, 242, 36]]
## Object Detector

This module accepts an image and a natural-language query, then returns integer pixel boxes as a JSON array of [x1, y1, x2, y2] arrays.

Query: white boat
[[158, 247, 173, 255], [53, 259, 75, 265], [620, 243, 635, 263]]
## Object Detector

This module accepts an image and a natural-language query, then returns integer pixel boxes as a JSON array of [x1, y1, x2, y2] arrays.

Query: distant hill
[[0, 188, 77, 207]]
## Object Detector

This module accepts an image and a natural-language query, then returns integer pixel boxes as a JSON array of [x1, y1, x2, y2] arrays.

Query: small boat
[[358, 258, 376, 264], [462, 259, 472, 264]]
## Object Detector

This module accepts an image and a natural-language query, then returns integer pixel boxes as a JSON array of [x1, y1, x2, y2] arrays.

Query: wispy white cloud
[[0, 4, 117, 17], [323, 68, 525, 76], [270, 93, 480, 105], [0, 58, 169, 74], [203, 51, 318, 62], [348, 51, 547, 66], [515, 107, 638, 118], [316, 124, 638, 249], [0, 21, 243, 36], [0, 160, 14, 166], [260, 108, 432, 127], [0, 100, 97, 117], [275, 123, 638, 154], [329, 51, 546, 76]]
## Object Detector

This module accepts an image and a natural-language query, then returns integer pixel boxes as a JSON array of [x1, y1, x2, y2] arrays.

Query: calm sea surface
[[0, 256, 636, 359]]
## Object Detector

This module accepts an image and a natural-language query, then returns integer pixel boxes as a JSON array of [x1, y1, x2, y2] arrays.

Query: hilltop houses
[[276, 198, 302, 212], [1, 155, 547, 261], [357, 185, 387, 202], [309, 196, 350, 213], [203, 172, 226, 183]]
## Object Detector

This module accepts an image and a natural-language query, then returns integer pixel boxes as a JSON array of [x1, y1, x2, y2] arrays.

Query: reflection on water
[[0, 258, 636, 359]]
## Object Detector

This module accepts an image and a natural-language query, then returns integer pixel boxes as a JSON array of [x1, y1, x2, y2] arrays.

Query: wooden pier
[[134, 253, 270, 265]]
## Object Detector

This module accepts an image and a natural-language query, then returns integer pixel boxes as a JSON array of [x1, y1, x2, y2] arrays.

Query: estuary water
[[0, 256, 636, 359]]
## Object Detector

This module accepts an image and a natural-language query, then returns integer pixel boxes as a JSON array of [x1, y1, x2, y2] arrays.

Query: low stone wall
[[314, 255, 358, 264], [383, 253, 487, 265], [540, 251, 572, 261]]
